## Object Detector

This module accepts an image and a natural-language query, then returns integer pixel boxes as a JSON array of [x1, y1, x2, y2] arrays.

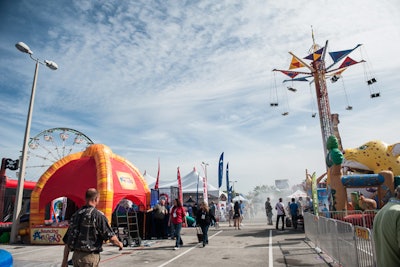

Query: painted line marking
[[157, 230, 223, 267], [269, 230, 273, 267]]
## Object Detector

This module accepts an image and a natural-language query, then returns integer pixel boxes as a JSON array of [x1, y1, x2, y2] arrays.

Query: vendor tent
[[287, 190, 307, 199], [143, 171, 156, 186], [30, 144, 150, 225], [148, 167, 220, 197], [233, 194, 248, 202]]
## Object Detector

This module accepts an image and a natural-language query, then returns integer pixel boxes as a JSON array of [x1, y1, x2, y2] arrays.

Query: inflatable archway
[[30, 144, 150, 227]]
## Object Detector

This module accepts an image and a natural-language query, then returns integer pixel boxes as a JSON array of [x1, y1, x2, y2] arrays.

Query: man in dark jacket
[[62, 188, 123, 267]]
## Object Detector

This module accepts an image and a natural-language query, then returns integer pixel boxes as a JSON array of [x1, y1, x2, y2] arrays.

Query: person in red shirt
[[169, 198, 187, 250]]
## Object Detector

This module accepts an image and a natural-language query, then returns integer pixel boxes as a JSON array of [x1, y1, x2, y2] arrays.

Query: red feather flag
[[154, 158, 160, 190], [177, 167, 183, 204]]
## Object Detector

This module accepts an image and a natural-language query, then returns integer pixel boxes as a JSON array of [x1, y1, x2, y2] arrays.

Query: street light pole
[[10, 42, 58, 243]]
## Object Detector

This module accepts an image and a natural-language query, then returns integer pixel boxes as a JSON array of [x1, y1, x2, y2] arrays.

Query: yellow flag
[[289, 56, 305, 69]]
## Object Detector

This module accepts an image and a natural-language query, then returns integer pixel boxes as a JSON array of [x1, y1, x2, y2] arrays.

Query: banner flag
[[226, 162, 230, 202], [304, 46, 324, 61], [279, 70, 299, 79], [218, 152, 224, 188], [154, 158, 160, 190], [177, 167, 183, 204], [283, 76, 310, 83], [4, 158, 19, 170], [311, 172, 319, 216], [339, 56, 361, 69], [203, 175, 208, 204], [289, 56, 305, 69], [328, 44, 362, 66]]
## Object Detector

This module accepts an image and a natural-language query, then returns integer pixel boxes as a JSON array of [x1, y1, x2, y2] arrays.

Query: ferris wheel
[[23, 127, 94, 181]]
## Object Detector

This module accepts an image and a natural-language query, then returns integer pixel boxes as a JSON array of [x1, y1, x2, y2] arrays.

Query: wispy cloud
[[0, 0, 399, 193]]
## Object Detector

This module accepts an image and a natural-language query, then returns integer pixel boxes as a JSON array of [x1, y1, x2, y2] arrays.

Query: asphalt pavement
[[0, 216, 339, 267]]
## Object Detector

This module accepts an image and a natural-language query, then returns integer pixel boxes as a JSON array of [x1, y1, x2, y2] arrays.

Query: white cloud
[[0, 0, 399, 193]]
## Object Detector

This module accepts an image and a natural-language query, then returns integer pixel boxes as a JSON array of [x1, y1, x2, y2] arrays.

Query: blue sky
[[1, 0, 399, 194]]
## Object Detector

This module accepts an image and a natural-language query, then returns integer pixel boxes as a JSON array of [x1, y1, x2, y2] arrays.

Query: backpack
[[65, 206, 96, 252]]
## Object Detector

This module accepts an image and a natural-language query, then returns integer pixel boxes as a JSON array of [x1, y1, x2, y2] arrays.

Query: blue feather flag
[[218, 152, 224, 188]]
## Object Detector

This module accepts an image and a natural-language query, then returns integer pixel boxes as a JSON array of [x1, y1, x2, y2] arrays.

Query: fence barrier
[[304, 212, 376, 267]]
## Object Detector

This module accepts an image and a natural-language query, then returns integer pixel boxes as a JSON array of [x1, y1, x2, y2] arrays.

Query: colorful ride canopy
[[30, 144, 150, 226]]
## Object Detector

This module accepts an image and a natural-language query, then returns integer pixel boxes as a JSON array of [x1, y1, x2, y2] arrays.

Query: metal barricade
[[336, 219, 358, 267], [325, 219, 339, 262], [303, 212, 318, 245], [317, 216, 329, 252], [354, 226, 376, 267], [304, 212, 377, 267]]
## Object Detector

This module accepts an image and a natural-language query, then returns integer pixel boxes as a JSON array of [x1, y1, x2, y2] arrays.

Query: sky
[[1, 0, 399, 194]]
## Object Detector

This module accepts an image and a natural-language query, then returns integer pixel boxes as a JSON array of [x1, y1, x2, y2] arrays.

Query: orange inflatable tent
[[30, 144, 150, 226]]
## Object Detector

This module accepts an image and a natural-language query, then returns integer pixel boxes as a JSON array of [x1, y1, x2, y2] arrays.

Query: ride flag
[[304, 46, 324, 62], [226, 162, 230, 202], [203, 175, 208, 204], [218, 152, 224, 188], [177, 167, 183, 204], [289, 56, 305, 69], [311, 172, 319, 216], [154, 158, 160, 190], [339, 56, 363, 69]]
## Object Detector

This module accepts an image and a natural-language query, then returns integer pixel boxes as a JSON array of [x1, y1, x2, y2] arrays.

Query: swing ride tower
[[272, 31, 378, 160], [288, 40, 333, 158]]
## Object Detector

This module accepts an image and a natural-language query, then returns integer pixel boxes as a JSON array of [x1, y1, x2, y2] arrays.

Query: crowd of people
[[264, 196, 314, 231], [60, 187, 399, 267]]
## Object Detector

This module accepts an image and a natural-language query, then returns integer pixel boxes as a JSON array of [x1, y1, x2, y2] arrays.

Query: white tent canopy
[[233, 194, 248, 202], [146, 167, 220, 197], [143, 170, 156, 185], [287, 190, 307, 199]]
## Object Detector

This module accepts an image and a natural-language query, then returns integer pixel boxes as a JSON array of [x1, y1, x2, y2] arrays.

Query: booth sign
[[30, 227, 67, 244]]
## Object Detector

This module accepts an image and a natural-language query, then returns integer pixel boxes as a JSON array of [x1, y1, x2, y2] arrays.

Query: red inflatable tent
[[30, 144, 150, 226]]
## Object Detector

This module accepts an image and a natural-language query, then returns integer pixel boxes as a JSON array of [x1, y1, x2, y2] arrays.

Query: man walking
[[289, 198, 299, 229], [62, 188, 123, 267], [275, 198, 285, 230]]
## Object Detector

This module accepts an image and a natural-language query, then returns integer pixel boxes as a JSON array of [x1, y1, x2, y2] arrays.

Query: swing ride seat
[[367, 78, 377, 85], [287, 87, 297, 92], [370, 93, 380, 98]]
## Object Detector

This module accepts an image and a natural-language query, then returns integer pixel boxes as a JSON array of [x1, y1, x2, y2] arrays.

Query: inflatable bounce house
[[326, 137, 398, 212], [27, 144, 150, 244]]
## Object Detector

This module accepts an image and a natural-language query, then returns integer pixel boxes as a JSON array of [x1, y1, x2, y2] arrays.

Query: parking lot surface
[[1, 217, 339, 267]]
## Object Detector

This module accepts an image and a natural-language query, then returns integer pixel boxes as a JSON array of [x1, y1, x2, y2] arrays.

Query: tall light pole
[[10, 42, 58, 243]]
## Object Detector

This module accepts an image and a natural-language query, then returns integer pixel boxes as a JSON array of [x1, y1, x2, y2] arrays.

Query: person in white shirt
[[275, 198, 285, 230], [296, 197, 303, 216]]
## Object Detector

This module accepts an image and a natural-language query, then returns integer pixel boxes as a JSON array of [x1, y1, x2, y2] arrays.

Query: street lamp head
[[44, 60, 58, 70], [16, 42, 33, 55]]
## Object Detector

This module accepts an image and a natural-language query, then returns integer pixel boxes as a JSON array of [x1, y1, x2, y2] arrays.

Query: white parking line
[[269, 230, 273, 267], [157, 230, 223, 267]]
